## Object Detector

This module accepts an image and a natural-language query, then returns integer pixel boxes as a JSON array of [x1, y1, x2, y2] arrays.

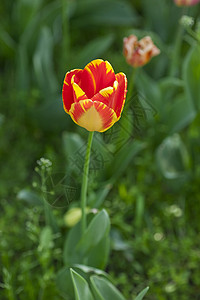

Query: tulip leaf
[[183, 42, 200, 112], [70, 269, 94, 300], [73, 264, 113, 283], [90, 275, 126, 300], [76, 210, 110, 258], [87, 233, 110, 269], [56, 267, 74, 298], [63, 221, 82, 265], [135, 286, 149, 300], [63, 211, 110, 266]]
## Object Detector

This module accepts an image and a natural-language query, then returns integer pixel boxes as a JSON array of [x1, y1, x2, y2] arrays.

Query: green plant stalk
[[126, 67, 136, 106], [169, 23, 184, 77], [81, 131, 94, 236], [41, 169, 50, 227], [169, 7, 188, 77], [61, 0, 70, 66]]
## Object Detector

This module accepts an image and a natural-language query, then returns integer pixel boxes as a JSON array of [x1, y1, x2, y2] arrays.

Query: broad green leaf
[[70, 269, 94, 300], [90, 275, 126, 300], [56, 267, 74, 298], [183, 42, 200, 112], [87, 233, 110, 269], [76, 210, 110, 257], [63, 222, 82, 265], [73, 264, 113, 283], [135, 287, 149, 300], [156, 134, 190, 179]]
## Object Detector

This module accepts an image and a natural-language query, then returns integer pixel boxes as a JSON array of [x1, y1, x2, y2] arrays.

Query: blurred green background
[[1, 0, 200, 299]]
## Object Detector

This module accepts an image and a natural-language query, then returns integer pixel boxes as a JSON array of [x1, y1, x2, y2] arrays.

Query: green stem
[[61, 0, 70, 66], [169, 7, 188, 77], [127, 68, 136, 103], [41, 170, 49, 227], [169, 23, 184, 77], [81, 131, 94, 236]]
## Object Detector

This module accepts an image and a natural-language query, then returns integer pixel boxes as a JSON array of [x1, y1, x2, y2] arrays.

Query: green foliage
[[63, 210, 110, 267], [134, 287, 149, 300], [1, 0, 200, 299], [70, 269, 148, 300], [70, 269, 94, 300], [183, 42, 200, 112]]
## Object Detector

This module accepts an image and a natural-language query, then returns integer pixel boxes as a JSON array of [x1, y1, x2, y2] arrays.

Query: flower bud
[[123, 35, 160, 68]]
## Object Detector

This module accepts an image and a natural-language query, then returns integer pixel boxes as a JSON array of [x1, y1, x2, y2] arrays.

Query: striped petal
[[91, 85, 116, 106], [71, 75, 88, 102], [80, 59, 116, 98], [62, 69, 82, 113], [69, 100, 117, 132], [109, 72, 127, 119]]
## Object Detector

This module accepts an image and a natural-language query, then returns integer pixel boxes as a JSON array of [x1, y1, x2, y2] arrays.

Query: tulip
[[174, 0, 200, 5], [123, 35, 160, 68], [62, 59, 127, 132]]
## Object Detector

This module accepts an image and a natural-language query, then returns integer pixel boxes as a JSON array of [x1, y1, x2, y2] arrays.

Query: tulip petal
[[109, 72, 127, 119], [69, 100, 117, 132], [80, 59, 116, 98], [62, 69, 82, 113], [71, 75, 88, 102], [91, 86, 115, 106]]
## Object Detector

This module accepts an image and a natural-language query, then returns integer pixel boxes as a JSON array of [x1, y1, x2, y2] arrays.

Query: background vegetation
[[1, 0, 200, 299]]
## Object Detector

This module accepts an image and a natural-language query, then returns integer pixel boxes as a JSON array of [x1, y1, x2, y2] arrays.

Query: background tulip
[[62, 59, 127, 132], [174, 0, 200, 5], [123, 35, 160, 68]]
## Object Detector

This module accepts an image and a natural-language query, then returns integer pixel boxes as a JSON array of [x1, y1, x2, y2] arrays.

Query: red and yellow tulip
[[62, 59, 127, 132], [174, 0, 200, 5], [123, 35, 160, 68]]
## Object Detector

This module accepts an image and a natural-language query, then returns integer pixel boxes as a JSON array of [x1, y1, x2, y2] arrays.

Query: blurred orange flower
[[62, 59, 127, 132], [123, 35, 160, 68], [174, 0, 200, 5]]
